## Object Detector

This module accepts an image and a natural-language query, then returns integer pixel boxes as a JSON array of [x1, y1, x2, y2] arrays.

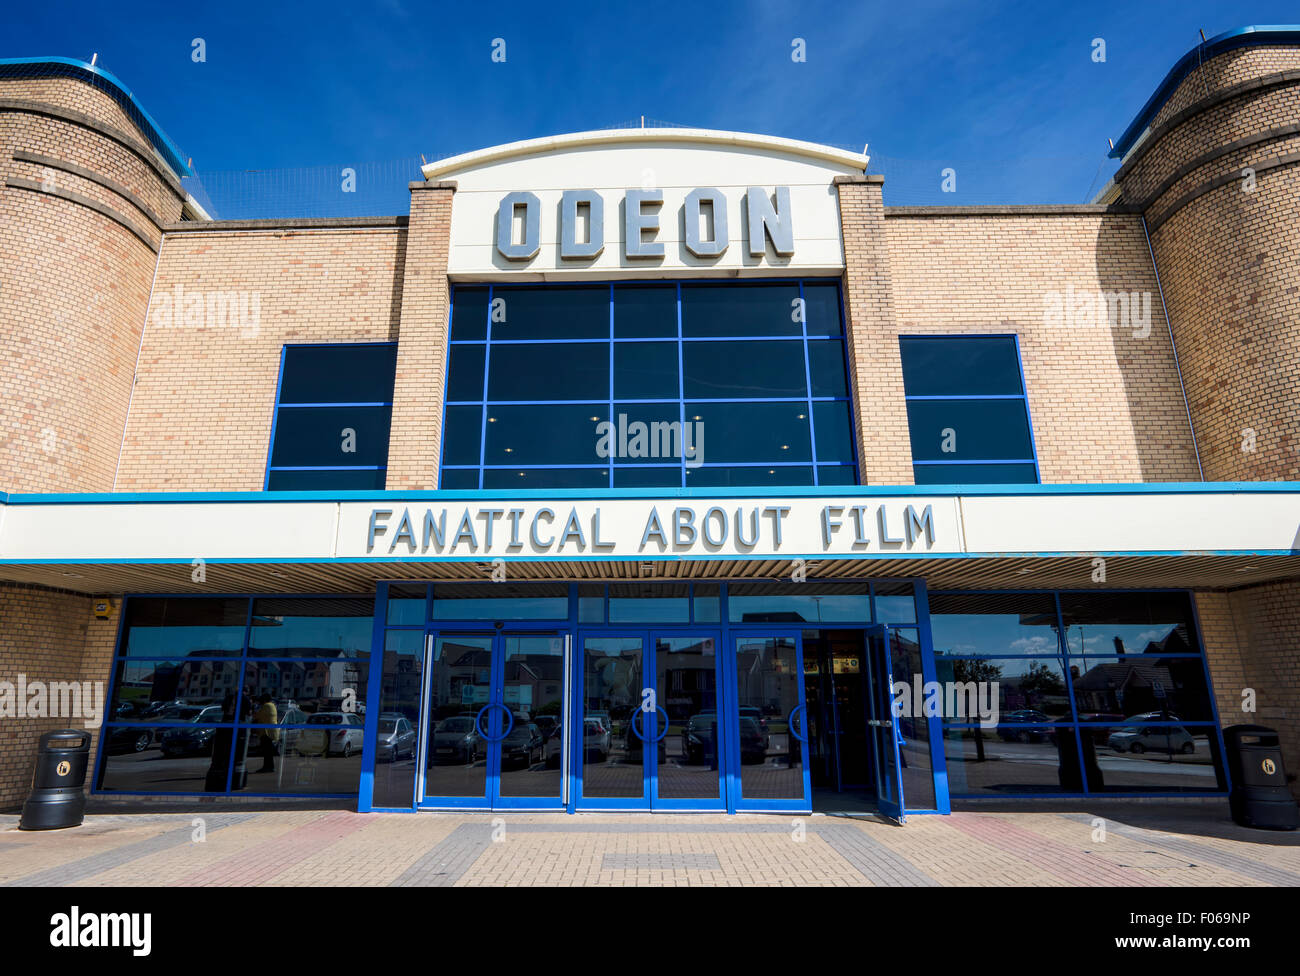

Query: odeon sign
[[495, 186, 794, 262]]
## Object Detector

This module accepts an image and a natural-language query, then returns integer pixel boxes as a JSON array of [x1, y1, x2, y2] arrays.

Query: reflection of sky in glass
[[126, 625, 243, 657], [431, 596, 568, 620], [730, 594, 870, 622], [250, 615, 372, 654], [930, 613, 1061, 658], [125, 615, 374, 657], [1063, 624, 1179, 656], [934, 656, 1064, 680]]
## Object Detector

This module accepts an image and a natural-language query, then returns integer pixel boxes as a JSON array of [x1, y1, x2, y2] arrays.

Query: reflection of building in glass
[[1071, 661, 1175, 717]]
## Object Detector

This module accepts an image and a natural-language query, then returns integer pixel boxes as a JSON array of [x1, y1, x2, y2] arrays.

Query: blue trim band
[[3, 481, 1299, 504], [1110, 25, 1300, 158], [0, 56, 192, 178]]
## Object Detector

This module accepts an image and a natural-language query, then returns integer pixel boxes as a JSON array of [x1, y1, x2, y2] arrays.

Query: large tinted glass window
[[928, 590, 1224, 796], [99, 597, 374, 798], [441, 280, 856, 488], [899, 336, 1037, 485], [267, 343, 397, 490]]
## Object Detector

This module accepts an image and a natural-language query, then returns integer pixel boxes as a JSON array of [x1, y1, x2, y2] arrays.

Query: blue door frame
[[417, 629, 569, 812], [727, 629, 813, 814], [573, 628, 727, 812], [865, 625, 907, 821]]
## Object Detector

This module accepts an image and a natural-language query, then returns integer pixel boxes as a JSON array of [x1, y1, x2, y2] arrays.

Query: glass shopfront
[[367, 580, 934, 817], [95, 584, 1229, 816]]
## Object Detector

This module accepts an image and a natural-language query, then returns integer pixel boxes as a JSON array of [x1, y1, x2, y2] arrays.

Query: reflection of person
[[253, 695, 279, 773]]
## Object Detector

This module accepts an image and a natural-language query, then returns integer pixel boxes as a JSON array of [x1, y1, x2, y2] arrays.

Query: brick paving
[[2, 803, 1298, 886]]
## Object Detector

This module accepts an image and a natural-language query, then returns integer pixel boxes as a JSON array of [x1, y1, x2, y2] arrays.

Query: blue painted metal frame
[[911, 582, 950, 813], [726, 626, 813, 813], [357, 581, 390, 812], [417, 625, 572, 811], [438, 277, 858, 489], [900, 333, 1042, 484], [572, 626, 728, 811], [263, 341, 398, 491], [867, 624, 906, 820]]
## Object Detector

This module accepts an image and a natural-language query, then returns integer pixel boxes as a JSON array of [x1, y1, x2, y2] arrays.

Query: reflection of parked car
[[107, 727, 156, 754], [998, 710, 1055, 743], [683, 712, 721, 764], [160, 705, 223, 757], [501, 722, 544, 769], [583, 717, 611, 761], [296, 712, 365, 758], [1076, 713, 1125, 743], [1108, 726, 1196, 755], [738, 717, 769, 764], [537, 717, 565, 767], [376, 714, 416, 762], [430, 715, 483, 764], [622, 710, 668, 762], [113, 701, 149, 721], [1125, 711, 1183, 724]]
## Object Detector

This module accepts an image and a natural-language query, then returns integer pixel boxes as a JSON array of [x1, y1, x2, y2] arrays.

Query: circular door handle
[[788, 704, 808, 743], [631, 706, 670, 743], [475, 703, 514, 743]]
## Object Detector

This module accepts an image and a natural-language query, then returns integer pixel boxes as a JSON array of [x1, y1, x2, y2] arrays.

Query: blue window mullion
[[677, 281, 686, 488], [798, 280, 819, 484], [478, 285, 493, 490], [608, 282, 615, 487]]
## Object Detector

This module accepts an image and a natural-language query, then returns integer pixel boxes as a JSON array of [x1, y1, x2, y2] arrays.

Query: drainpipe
[[1142, 213, 1204, 481]]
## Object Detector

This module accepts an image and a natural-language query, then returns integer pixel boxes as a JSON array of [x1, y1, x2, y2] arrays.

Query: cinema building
[[1, 26, 1298, 819]]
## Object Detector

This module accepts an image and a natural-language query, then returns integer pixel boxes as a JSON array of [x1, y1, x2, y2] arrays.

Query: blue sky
[[6, 1, 1294, 214]]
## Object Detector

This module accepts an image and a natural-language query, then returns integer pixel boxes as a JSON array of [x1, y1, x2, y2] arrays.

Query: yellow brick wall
[[386, 185, 454, 489], [1197, 584, 1300, 799], [838, 179, 1201, 484], [115, 224, 408, 490], [1117, 43, 1300, 482], [0, 76, 183, 494], [0, 584, 95, 807]]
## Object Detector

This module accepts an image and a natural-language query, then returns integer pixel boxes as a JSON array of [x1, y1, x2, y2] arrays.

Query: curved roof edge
[[422, 127, 869, 179], [1110, 25, 1300, 159], [0, 56, 192, 179]]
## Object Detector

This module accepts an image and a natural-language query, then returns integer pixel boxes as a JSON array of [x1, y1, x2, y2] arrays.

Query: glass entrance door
[[864, 626, 906, 821], [576, 631, 724, 810], [728, 633, 811, 812], [418, 632, 569, 810]]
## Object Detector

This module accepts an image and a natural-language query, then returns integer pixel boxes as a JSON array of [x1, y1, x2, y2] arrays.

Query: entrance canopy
[[0, 484, 1296, 593]]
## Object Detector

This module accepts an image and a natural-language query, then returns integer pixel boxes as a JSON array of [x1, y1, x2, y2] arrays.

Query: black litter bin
[[1224, 725, 1298, 830], [19, 729, 91, 830]]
